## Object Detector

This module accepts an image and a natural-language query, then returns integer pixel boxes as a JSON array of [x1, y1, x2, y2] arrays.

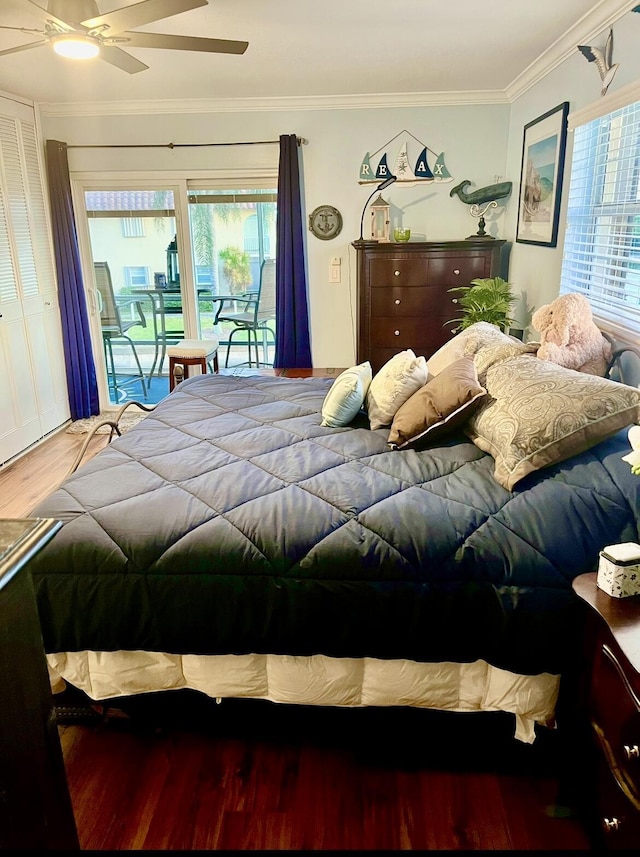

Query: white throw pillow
[[426, 322, 516, 377], [321, 362, 373, 427], [366, 350, 429, 430]]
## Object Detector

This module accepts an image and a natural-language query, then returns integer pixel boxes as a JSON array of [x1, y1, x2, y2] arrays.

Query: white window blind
[[560, 98, 640, 338]]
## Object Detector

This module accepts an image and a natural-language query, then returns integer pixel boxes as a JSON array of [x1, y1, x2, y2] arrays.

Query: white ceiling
[[0, 0, 636, 109]]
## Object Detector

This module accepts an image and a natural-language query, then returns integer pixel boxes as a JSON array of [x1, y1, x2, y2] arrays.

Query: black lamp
[[358, 175, 397, 241]]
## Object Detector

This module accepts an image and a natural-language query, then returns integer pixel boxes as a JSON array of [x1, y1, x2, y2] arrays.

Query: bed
[[29, 325, 640, 743]]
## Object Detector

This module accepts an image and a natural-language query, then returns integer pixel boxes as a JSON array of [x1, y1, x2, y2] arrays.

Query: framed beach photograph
[[516, 102, 569, 247]]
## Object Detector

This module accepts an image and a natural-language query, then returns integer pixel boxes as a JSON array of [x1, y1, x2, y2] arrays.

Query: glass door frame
[[71, 168, 278, 410]]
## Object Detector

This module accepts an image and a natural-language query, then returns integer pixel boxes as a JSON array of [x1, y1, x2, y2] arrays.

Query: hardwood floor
[[1, 385, 593, 851], [58, 699, 592, 851], [0, 427, 107, 518]]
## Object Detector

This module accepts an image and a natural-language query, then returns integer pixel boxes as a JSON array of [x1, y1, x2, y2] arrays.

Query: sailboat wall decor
[[359, 130, 454, 187]]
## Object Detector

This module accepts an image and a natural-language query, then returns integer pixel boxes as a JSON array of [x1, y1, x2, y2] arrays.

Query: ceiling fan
[[0, 0, 248, 74]]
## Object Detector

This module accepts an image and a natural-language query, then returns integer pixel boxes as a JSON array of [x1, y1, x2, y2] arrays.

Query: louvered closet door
[[0, 105, 68, 464]]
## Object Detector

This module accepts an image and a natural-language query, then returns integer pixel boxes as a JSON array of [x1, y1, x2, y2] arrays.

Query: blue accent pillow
[[321, 362, 373, 427]]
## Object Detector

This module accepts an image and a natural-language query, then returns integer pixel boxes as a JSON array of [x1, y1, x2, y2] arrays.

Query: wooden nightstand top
[[573, 572, 640, 675]]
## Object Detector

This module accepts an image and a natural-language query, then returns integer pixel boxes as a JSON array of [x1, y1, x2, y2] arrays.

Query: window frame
[[560, 81, 640, 342]]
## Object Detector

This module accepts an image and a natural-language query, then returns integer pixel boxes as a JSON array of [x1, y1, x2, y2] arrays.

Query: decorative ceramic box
[[597, 542, 640, 598]]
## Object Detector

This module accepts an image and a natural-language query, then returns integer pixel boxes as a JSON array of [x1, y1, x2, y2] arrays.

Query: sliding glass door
[[187, 185, 277, 369], [78, 179, 278, 408], [83, 188, 177, 405]]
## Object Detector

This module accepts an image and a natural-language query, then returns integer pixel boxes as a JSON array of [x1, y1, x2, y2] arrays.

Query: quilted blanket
[[30, 374, 640, 677]]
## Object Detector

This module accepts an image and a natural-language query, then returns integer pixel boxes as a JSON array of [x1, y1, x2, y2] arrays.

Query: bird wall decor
[[577, 28, 619, 97]]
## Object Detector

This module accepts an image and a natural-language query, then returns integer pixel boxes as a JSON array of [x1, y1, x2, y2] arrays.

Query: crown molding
[[506, 0, 638, 101], [0, 88, 34, 108], [37, 89, 511, 118]]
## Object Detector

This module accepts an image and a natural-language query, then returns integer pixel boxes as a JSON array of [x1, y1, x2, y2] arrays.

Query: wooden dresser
[[572, 572, 640, 850], [353, 239, 507, 372]]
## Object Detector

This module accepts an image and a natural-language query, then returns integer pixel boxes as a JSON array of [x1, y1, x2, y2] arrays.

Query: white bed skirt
[[47, 650, 559, 744]]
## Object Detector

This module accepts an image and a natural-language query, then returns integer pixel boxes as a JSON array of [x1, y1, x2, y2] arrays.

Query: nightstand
[[0, 518, 79, 850], [572, 572, 640, 850]]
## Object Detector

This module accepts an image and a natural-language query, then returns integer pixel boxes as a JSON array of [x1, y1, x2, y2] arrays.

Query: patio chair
[[94, 262, 148, 400], [214, 258, 276, 367]]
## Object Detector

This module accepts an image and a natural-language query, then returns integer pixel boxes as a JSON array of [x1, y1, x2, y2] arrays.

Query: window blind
[[560, 98, 640, 339]]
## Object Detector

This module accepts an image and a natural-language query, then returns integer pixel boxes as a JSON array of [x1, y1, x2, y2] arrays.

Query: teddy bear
[[531, 292, 613, 376]]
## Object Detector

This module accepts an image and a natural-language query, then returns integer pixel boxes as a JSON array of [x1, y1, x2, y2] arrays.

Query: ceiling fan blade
[[0, 26, 46, 35], [99, 44, 149, 73], [82, 0, 207, 36], [122, 31, 248, 55], [26, 0, 72, 31], [0, 39, 48, 58]]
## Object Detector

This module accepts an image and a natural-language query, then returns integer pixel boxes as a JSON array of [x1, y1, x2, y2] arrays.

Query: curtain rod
[[66, 136, 307, 149]]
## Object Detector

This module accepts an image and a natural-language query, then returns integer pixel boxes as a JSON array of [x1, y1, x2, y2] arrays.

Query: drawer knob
[[602, 817, 622, 833], [623, 743, 640, 760], [453, 269, 460, 275], [394, 330, 400, 336], [451, 298, 458, 304], [395, 299, 401, 305], [394, 270, 400, 277]]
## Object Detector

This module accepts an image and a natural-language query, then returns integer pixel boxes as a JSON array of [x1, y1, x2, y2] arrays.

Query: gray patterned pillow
[[473, 340, 539, 385], [426, 322, 519, 376], [465, 354, 640, 490]]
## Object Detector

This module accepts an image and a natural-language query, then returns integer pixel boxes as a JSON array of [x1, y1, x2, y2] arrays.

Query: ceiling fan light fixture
[[52, 34, 100, 60]]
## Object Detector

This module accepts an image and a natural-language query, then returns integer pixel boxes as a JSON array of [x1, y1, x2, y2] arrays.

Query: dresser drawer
[[370, 316, 435, 349], [591, 739, 640, 850], [369, 334, 455, 372], [368, 258, 429, 287], [370, 286, 451, 318], [370, 315, 456, 351], [427, 253, 493, 286], [591, 642, 640, 801]]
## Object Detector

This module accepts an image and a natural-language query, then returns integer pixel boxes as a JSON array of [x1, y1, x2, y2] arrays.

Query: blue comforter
[[30, 374, 640, 676]]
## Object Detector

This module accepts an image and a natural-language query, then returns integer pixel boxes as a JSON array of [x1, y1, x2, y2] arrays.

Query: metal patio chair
[[94, 261, 148, 400], [214, 258, 276, 367]]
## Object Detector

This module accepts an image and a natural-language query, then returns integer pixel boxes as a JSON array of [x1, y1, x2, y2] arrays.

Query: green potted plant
[[446, 276, 516, 334]]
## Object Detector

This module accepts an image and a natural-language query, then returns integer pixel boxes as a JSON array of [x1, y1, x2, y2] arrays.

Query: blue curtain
[[274, 134, 312, 368], [45, 140, 99, 419]]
